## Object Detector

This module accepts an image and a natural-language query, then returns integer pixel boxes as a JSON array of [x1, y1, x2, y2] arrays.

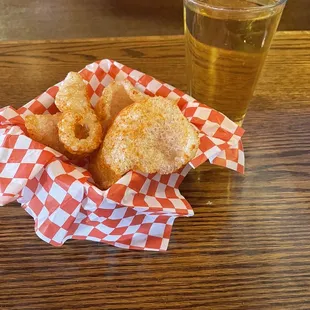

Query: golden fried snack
[[55, 72, 91, 114], [89, 96, 199, 189], [25, 113, 69, 156], [55, 72, 103, 155], [95, 80, 147, 130], [57, 111, 102, 155], [89, 152, 120, 190]]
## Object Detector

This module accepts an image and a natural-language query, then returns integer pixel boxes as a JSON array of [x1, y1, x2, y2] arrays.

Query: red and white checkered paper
[[0, 59, 244, 251]]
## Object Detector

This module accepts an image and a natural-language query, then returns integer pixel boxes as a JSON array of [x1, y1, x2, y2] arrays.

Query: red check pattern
[[0, 59, 245, 251]]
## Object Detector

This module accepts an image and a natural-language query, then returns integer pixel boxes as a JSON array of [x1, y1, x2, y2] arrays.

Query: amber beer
[[184, 0, 286, 125]]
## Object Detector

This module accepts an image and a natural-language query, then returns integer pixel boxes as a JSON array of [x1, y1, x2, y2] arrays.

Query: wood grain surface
[[0, 32, 310, 309], [0, 0, 309, 41]]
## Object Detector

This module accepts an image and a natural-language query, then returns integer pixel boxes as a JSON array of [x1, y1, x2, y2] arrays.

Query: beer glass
[[184, 0, 287, 125]]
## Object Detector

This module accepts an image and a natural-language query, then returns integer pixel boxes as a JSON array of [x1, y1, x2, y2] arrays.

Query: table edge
[[0, 31, 309, 46]]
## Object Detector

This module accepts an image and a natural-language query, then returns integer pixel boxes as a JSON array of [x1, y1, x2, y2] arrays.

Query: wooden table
[[0, 31, 310, 309]]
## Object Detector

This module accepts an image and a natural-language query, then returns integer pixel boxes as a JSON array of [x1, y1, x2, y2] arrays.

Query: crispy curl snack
[[57, 111, 102, 155], [89, 96, 199, 189], [55, 72, 91, 114], [25, 113, 71, 157], [95, 80, 147, 130], [55, 72, 103, 155], [89, 152, 120, 191]]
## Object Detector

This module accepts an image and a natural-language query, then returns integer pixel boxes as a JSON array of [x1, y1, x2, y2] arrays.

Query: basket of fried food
[[0, 60, 244, 251]]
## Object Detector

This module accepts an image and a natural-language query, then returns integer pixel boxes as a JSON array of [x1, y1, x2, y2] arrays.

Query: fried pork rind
[[95, 80, 147, 130], [55, 72, 103, 155], [25, 113, 71, 157], [89, 96, 199, 189], [89, 151, 120, 191], [55, 72, 92, 114], [57, 111, 102, 155]]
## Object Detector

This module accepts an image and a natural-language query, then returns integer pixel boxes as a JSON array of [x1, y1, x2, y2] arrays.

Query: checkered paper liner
[[0, 59, 245, 251]]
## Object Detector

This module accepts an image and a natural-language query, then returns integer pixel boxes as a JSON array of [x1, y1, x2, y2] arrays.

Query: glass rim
[[185, 0, 287, 12]]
